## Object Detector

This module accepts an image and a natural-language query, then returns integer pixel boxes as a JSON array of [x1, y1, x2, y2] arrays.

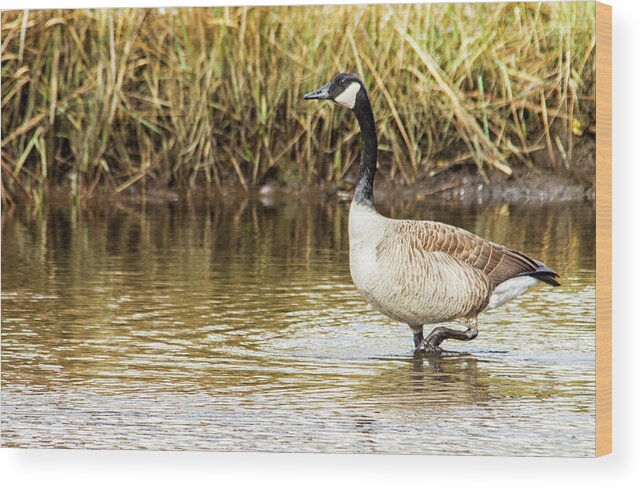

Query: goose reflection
[[348, 353, 491, 410]]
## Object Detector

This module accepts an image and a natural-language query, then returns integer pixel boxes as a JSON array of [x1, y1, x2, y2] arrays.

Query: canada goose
[[304, 73, 560, 353]]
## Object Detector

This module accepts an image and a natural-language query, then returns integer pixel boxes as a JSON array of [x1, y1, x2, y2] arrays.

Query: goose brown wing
[[388, 220, 551, 288]]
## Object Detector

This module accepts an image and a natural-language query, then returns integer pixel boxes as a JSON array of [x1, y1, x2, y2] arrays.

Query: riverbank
[[3, 129, 595, 209], [5, 165, 594, 210]]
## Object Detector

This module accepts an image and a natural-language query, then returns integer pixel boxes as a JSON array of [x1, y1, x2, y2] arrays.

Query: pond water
[[1, 195, 596, 456]]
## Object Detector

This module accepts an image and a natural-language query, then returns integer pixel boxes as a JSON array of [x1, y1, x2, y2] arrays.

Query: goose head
[[304, 73, 366, 110]]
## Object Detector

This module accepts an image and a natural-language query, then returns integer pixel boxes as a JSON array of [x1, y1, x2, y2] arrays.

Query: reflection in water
[[1, 196, 595, 455]]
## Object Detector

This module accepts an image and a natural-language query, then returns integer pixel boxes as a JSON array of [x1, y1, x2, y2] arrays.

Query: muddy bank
[[13, 168, 594, 210], [366, 165, 594, 206], [259, 135, 597, 207], [6, 133, 596, 208], [256, 129, 596, 207], [340, 129, 596, 206]]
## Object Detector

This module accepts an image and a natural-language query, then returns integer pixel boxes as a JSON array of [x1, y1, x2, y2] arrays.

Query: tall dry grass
[[1, 3, 596, 202]]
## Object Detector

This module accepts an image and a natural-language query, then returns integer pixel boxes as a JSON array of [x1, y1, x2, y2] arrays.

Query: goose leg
[[420, 318, 479, 353], [413, 331, 424, 350], [410, 325, 424, 351]]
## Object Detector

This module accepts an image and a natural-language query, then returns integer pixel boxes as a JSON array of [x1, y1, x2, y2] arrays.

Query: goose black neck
[[352, 93, 377, 209]]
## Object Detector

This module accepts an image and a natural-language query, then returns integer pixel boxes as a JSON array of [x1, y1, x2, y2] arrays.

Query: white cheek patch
[[335, 82, 361, 109]]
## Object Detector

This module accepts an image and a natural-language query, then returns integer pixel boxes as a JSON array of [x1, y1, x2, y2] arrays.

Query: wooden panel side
[[595, 1, 612, 457]]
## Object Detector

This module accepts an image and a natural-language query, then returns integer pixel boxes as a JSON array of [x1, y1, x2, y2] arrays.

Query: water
[[1, 195, 596, 456]]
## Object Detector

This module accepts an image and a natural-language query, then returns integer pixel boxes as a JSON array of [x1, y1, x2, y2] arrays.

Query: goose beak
[[304, 82, 332, 100]]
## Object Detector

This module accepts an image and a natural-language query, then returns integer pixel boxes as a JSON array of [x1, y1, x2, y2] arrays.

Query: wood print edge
[[595, 1, 612, 457]]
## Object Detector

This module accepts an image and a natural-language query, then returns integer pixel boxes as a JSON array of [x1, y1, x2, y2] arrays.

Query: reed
[[1, 3, 596, 202]]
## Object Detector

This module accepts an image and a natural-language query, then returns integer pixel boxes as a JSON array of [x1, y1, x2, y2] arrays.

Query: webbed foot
[[415, 340, 443, 355]]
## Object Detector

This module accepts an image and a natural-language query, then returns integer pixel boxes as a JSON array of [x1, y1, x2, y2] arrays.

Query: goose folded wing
[[389, 220, 555, 288]]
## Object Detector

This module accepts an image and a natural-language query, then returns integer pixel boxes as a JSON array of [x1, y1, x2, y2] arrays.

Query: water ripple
[[1, 199, 596, 455]]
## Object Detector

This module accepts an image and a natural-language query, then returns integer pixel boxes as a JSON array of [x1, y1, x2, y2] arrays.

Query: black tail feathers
[[519, 260, 561, 287]]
